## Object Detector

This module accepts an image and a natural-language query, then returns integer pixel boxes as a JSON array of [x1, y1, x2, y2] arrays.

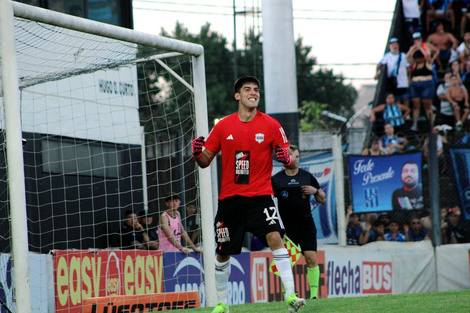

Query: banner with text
[[348, 152, 422, 213], [162, 252, 251, 307], [53, 250, 164, 313], [449, 149, 470, 220], [273, 152, 337, 244]]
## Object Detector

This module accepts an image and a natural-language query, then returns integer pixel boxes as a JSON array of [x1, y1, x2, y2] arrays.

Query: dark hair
[[402, 161, 418, 170], [234, 75, 260, 94], [165, 192, 180, 202], [289, 144, 299, 151], [124, 209, 134, 217], [369, 136, 380, 147], [413, 50, 424, 59]]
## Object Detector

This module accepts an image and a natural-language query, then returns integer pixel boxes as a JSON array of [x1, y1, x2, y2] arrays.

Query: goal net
[[0, 2, 215, 312]]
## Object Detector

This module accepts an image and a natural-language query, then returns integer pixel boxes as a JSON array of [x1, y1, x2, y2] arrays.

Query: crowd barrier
[[0, 242, 468, 312]]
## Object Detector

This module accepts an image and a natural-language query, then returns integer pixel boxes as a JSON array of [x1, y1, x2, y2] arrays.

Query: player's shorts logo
[[216, 221, 230, 242], [235, 150, 250, 184]]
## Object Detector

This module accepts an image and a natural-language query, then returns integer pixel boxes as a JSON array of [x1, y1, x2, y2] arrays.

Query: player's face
[[401, 163, 419, 188], [235, 82, 260, 110]]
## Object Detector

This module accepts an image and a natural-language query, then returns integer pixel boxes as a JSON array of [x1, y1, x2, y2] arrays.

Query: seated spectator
[[457, 32, 470, 72], [426, 20, 459, 70], [370, 92, 411, 131], [450, 60, 465, 84], [461, 2, 470, 38], [362, 136, 383, 156], [445, 74, 470, 129], [402, 0, 424, 39], [404, 215, 430, 241], [406, 45, 436, 131], [346, 205, 366, 245], [363, 219, 386, 244], [375, 38, 411, 109], [442, 206, 470, 243], [380, 123, 406, 155], [157, 193, 202, 255], [436, 72, 462, 125], [138, 210, 159, 250], [121, 209, 147, 250], [426, 0, 455, 34], [384, 220, 406, 242], [185, 203, 200, 245]]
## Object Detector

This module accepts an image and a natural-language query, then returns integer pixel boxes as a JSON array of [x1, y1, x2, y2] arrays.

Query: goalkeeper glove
[[276, 145, 292, 165], [192, 136, 205, 158]]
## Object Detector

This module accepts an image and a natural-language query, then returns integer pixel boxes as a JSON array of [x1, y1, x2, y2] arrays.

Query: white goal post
[[0, 1, 216, 311]]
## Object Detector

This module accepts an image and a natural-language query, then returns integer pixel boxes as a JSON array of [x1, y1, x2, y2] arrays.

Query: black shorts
[[284, 216, 317, 252], [215, 195, 285, 255]]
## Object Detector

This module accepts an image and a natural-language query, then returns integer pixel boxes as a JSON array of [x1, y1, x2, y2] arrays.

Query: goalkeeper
[[271, 145, 326, 299], [192, 75, 305, 313]]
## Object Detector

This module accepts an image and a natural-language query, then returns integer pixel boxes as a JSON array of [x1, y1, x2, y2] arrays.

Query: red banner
[[53, 250, 164, 313], [81, 291, 200, 313], [250, 250, 326, 302]]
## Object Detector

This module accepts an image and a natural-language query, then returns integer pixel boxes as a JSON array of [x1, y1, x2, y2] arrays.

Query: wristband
[[193, 152, 203, 159], [285, 156, 292, 166], [313, 188, 319, 196]]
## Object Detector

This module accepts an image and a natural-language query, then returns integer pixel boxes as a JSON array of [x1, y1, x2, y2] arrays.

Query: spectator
[[375, 38, 411, 109], [445, 74, 470, 129], [346, 206, 367, 245], [442, 206, 470, 243], [426, 20, 459, 70], [157, 193, 202, 255], [377, 213, 392, 232], [370, 92, 411, 130], [379, 123, 406, 155], [406, 45, 436, 131], [121, 209, 148, 250], [384, 220, 406, 242], [426, 0, 455, 33], [364, 219, 386, 244], [412, 32, 440, 65], [404, 215, 430, 241], [436, 71, 462, 126], [362, 136, 383, 156], [402, 0, 424, 38], [458, 32, 470, 74], [460, 2, 470, 38], [138, 210, 159, 250], [185, 203, 200, 245], [450, 60, 464, 84]]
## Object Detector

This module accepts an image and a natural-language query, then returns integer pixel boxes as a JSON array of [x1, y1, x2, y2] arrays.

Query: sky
[[132, 0, 397, 89]]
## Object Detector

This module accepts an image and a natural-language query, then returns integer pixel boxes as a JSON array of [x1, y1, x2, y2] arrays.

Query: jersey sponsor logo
[[255, 133, 264, 143], [287, 178, 299, 185], [235, 151, 250, 184], [216, 221, 230, 243], [226, 134, 234, 140]]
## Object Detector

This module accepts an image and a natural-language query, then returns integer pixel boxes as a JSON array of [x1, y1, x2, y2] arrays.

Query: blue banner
[[162, 252, 251, 307], [273, 152, 337, 244], [348, 152, 423, 214], [449, 149, 470, 220]]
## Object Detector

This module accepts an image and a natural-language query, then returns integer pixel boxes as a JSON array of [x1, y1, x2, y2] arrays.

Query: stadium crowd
[[361, 0, 470, 245]]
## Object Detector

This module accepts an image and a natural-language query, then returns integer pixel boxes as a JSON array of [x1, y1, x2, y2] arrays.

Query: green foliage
[[139, 23, 358, 130]]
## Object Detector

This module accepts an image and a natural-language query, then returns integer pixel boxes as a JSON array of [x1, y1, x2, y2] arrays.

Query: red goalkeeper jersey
[[204, 111, 289, 200]]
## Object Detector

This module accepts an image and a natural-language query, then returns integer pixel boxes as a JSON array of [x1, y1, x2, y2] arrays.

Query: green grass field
[[169, 289, 470, 312]]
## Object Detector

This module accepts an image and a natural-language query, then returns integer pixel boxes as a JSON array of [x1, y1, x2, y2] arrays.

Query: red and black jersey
[[204, 111, 289, 200]]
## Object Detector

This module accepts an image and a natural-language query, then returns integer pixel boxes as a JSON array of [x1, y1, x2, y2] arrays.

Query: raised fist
[[192, 136, 205, 158], [275, 145, 291, 165]]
